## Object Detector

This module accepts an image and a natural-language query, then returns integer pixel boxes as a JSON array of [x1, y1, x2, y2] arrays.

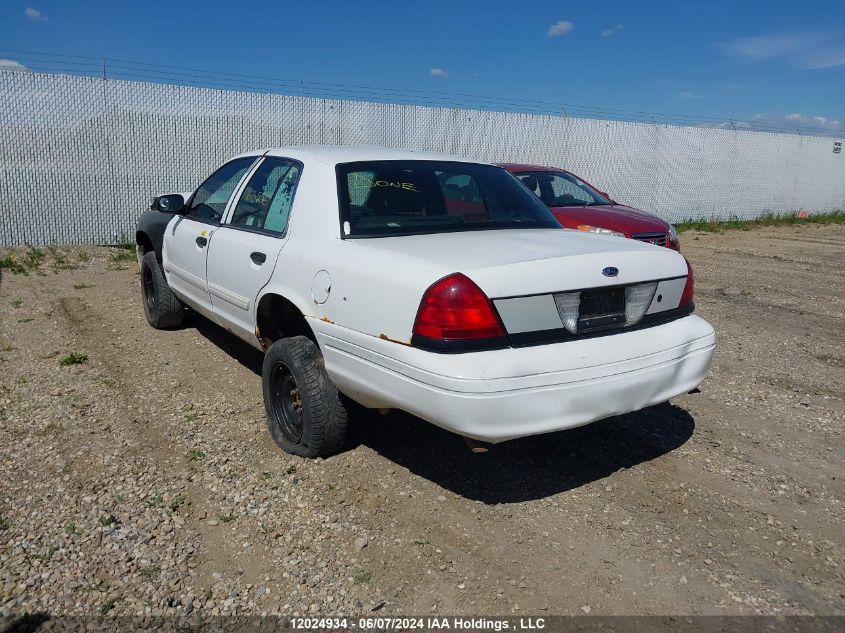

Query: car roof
[[497, 162, 569, 174], [232, 145, 492, 166]]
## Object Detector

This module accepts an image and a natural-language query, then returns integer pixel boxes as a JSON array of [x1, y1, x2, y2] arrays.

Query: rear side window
[[516, 171, 610, 207], [337, 160, 559, 237], [229, 157, 302, 235]]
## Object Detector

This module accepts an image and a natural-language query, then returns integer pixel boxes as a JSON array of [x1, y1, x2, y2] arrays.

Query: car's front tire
[[262, 336, 348, 458], [140, 251, 185, 329]]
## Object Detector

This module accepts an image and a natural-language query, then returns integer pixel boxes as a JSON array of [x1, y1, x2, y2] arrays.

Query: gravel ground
[[0, 224, 842, 618]]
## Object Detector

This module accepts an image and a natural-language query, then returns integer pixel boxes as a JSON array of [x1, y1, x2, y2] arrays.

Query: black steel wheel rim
[[142, 266, 156, 312], [269, 361, 304, 444]]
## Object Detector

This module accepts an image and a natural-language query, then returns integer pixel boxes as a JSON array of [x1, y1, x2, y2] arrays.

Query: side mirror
[[151, 194, 186, 215], [599, 191, 617, 205]]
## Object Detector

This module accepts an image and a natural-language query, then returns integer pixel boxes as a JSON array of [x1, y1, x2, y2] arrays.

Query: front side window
[[338, 161, 559, 237], [230, 157, 302, 235], [516, 171, 610, 207], [187, 157, 256, 222]]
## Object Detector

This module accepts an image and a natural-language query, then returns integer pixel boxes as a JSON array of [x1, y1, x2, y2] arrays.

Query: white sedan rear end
[[139, 146, 714, 457]]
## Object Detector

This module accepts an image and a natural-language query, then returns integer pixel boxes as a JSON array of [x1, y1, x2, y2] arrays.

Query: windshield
[[515, 171, 611, 207], [337, 161, 561, 237]]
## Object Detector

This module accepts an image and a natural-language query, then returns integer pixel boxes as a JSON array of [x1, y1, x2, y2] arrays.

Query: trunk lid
[[353, 228, 686, 298]]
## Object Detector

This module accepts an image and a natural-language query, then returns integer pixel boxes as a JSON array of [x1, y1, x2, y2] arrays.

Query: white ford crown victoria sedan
[[136, 146, 715, 457]]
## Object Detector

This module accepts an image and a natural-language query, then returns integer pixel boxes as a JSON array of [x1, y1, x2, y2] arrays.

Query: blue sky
[[1, 0, 844, 134]]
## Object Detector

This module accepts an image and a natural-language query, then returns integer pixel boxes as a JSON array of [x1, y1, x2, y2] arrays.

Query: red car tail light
[[680, 258, 695, 307], [413, 273, 507, 349]]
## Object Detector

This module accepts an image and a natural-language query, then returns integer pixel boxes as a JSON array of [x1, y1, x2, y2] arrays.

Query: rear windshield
[[337, 160, 561, 237]]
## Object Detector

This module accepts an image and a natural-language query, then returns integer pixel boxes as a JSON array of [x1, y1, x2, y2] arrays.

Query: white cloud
[[779, 113, 841, 130], [25, 7, 47, 21], [0, 59, 30, 72], [721, 31, 845, 69], [675, 90, 702, 100], [601, 24, 623, 38], [547, 20, 574, 37], [429, 68, 448, 78], [715, 112, 841, 136]]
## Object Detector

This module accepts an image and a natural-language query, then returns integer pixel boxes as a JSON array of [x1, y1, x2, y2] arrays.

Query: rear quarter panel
[[255, 160, 439, 346]]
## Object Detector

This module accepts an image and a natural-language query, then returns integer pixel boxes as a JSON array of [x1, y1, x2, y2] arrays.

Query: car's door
[[206, 156, 303, 341], [163, 157, 256, 316]]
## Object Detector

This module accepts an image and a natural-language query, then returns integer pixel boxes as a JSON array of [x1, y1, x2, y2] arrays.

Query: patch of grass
[[100, 599, 117, 615], [65, 522, 79, 535], [675, 209, 845, 234], [0, 515, 10, 531], [0, 247, 46, 275], [145, 494, 164, 508], [140, 565, 161, 580], [77, 251, 90, 262], [353, 569, 372, 584], [182, 403, 202, 422], [168, 495, 185, 512], [34, 545, 57, 561], [47, 246, 79, 273], [39, 420, 64, 436], [98, 514, 119, 527], [285, 465, 297, 475], [23, 247, 45, 270], [218, 513, 236, 524], [0, 254, 28, 274], [187, 449, 205, 462], [73, 283, 95, 289], [10, 298, 23, 308], [109, 245, 136, 263], [59, 352, 88, 366]]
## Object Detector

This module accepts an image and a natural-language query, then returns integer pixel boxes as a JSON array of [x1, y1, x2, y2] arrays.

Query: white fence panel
[[1, 72, 843, 246]]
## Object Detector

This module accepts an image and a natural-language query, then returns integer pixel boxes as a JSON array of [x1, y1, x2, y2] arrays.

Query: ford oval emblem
[[602, 267, 619, 277]]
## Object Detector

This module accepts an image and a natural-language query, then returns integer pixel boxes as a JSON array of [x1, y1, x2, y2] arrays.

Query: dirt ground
[[0, 224, 842, 618]]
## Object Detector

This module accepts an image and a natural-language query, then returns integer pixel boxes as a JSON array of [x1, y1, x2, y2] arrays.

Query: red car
[[499, 163, 680, 250]]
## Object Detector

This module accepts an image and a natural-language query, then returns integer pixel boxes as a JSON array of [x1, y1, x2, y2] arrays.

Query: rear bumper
[[312, 315, 715, 443]]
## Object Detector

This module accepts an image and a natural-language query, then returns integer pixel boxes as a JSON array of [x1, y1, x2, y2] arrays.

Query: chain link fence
[[1, 71, 843, 246]]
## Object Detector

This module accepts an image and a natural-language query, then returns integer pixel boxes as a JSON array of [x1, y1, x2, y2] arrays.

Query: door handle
[[195, 236, 208, 247], [250, 251, 267, 265]]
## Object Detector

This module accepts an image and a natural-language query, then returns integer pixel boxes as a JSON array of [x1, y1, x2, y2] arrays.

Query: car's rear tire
[[262, 336, 348, 458], [140, 251, 185, 329]]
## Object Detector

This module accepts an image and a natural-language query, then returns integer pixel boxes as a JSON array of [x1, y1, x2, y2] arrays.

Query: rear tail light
[[412, 273, 506, 350], [680, 258, 695, 307]]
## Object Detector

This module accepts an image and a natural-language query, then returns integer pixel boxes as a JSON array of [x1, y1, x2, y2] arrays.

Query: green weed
[[676, 210, 845, 234], [59, 352, 88, 366]]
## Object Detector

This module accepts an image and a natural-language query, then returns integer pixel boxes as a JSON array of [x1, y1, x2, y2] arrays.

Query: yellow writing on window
[[349, 173, 419, 193]]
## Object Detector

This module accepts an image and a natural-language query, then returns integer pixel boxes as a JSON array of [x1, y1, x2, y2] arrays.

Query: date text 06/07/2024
[[290, 616, 548, 630]]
